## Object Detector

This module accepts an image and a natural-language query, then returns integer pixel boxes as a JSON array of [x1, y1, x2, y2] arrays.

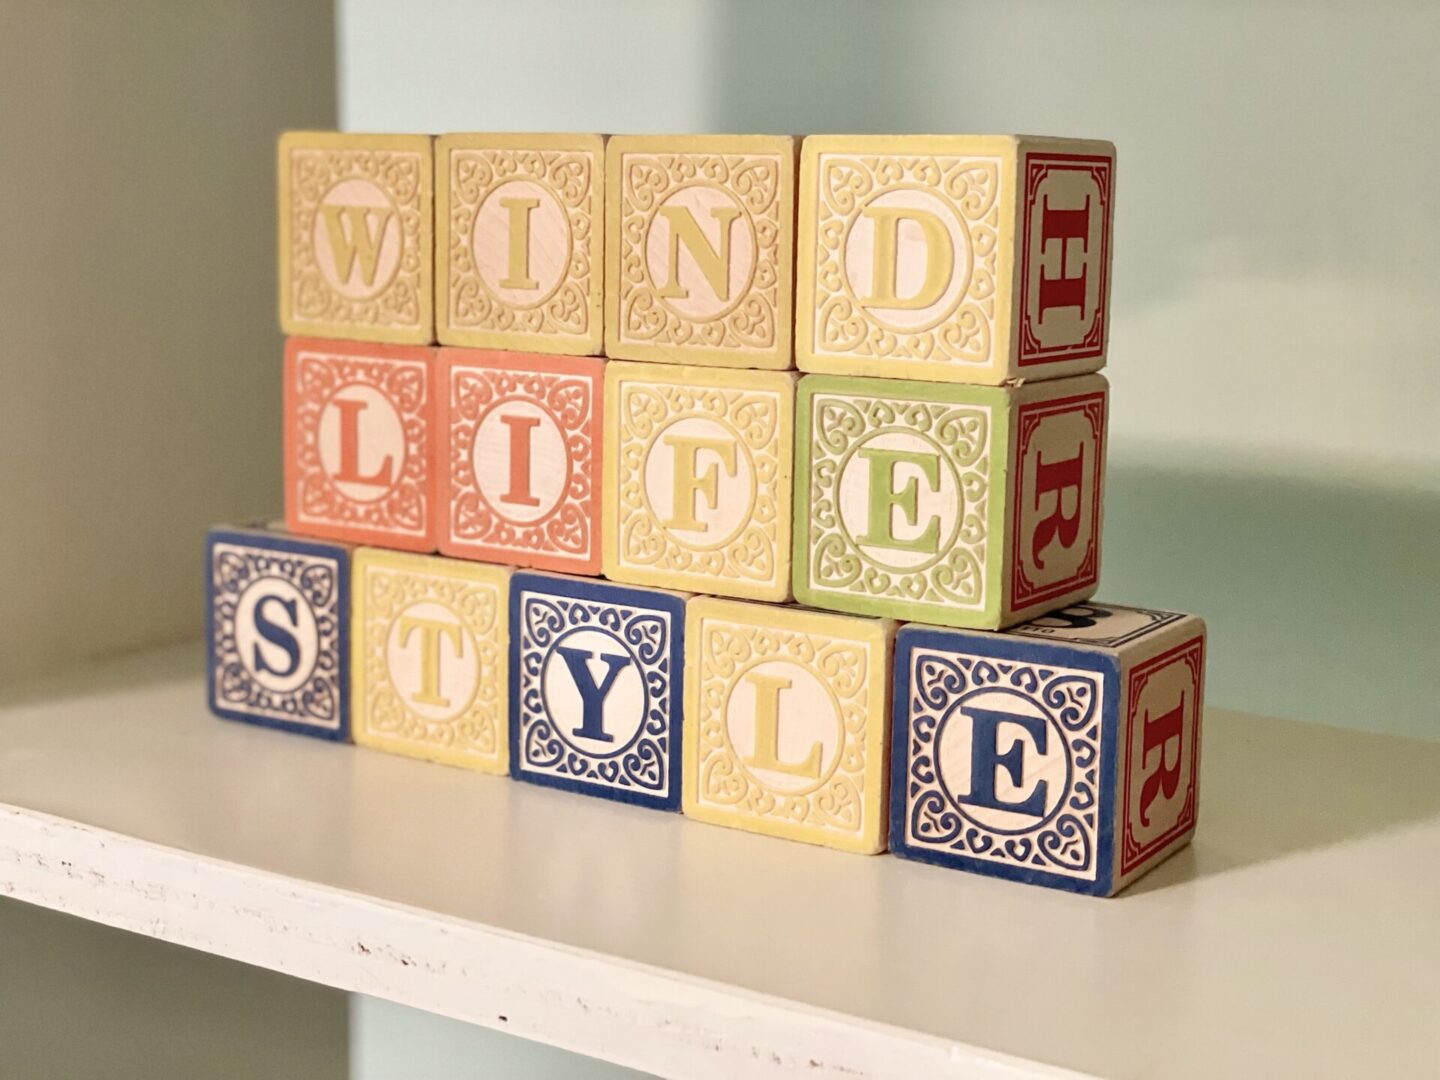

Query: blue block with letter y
[[509, 571, 686, 810]]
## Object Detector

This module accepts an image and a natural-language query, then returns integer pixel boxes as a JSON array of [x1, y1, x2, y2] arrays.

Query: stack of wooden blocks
[[206, 131, 1206, 896]]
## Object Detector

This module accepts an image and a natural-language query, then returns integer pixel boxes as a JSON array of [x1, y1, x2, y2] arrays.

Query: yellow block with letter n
[[604, 134, 797, 370]]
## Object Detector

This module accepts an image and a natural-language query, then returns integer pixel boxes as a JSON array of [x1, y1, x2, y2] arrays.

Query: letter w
[[320, 205, 393, 286]]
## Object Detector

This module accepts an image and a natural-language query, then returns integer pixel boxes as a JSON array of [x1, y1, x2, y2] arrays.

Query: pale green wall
[[0, 0, 337, 682], [350, 997, 647, 1080]]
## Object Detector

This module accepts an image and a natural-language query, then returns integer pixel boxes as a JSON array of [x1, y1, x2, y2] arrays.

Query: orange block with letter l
[[283, 336, 440, 552]]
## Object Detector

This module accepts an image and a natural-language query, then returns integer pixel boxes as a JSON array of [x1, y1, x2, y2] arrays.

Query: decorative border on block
[[1016, 152, 1112, 367], [508, 573, 683, 809], [206, 529, 349, 741], [890, 628, 1118, 894]]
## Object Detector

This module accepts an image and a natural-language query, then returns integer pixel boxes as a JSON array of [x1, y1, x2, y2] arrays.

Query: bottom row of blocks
[[208, 524, 1204, 896]]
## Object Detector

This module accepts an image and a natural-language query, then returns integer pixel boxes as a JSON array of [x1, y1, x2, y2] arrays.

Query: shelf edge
[[0, 803, 1086, 1080]]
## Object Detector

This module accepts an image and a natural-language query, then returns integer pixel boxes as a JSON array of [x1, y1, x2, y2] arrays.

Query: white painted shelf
[[1, 647, 1436, 1079]]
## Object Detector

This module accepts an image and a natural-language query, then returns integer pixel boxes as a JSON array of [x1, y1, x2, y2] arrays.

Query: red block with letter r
[[1007, 377, 1107, 621], [1118, 632, 1205, 888]]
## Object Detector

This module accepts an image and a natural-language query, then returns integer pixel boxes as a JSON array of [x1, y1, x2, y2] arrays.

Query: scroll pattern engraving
[[904, 650, 1104, 881], [211, 543, 340, 728], [360, 564, 502, 761], [806, 392, 991, 610], [289, 147, 424, 330], [449, 367, 594, 558], [812, 154, 1000, 365], [618, 153, 781, 350], [615, 381, 782, 585], [695, 619, 871, 835], [293, 351, 430, 536], [517, 593, 673, 793], [448, 147, 594, 337]]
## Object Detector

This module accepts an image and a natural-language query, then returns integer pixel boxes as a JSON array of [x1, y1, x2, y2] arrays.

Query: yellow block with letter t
[[351, 548, 510, 773]]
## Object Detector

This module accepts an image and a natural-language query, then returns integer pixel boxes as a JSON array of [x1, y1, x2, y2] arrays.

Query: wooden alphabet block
[[436, 133, 605, 356], [437, 348, 603, 574], [890, 602, 1206, 895], [795, 135, 1114, 385], [278, 132, 434, 344], [509, 572, 685, 809], [283, 336, 440, 552], [793, 371, 1107, 629], [351, 548, 510, 773], [602, 361, 794, 601], [683, 598, 893, 854], [604, 135, 797, 369], [206, 525, 351, 741]]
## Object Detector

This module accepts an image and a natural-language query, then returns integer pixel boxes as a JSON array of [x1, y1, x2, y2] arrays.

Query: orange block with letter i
[[437, 347, 603, 574]]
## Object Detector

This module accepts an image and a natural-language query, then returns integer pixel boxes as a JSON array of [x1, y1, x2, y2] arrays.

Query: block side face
[[603, 136, 795, 369], [1015, 140, 1115, 373], [1007, 600, 1191, 649], [603, 364, 794, 601], [1005, 376, 1107, 620], [350, 548, 510, 773], [793, 374, 1003, 626], [278, 132, 434, 344], [284, 338, 439, 552], [1115, 623, 1206, 888], [437, 348, 602, 573], [683, 598, 890, 853], [436, 135, 604, 355], [794, 136, 1017, 385], [508, 572, 684, 809], [206, 528, 350, 741], [889, 624, 1119, 894]]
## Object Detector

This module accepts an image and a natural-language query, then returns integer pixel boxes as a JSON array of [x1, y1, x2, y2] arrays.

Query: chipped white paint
[[0, 806, 1076, 1080]]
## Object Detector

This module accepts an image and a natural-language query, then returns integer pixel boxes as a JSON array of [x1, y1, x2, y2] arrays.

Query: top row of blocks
[[279, 132, 1115, 385]]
